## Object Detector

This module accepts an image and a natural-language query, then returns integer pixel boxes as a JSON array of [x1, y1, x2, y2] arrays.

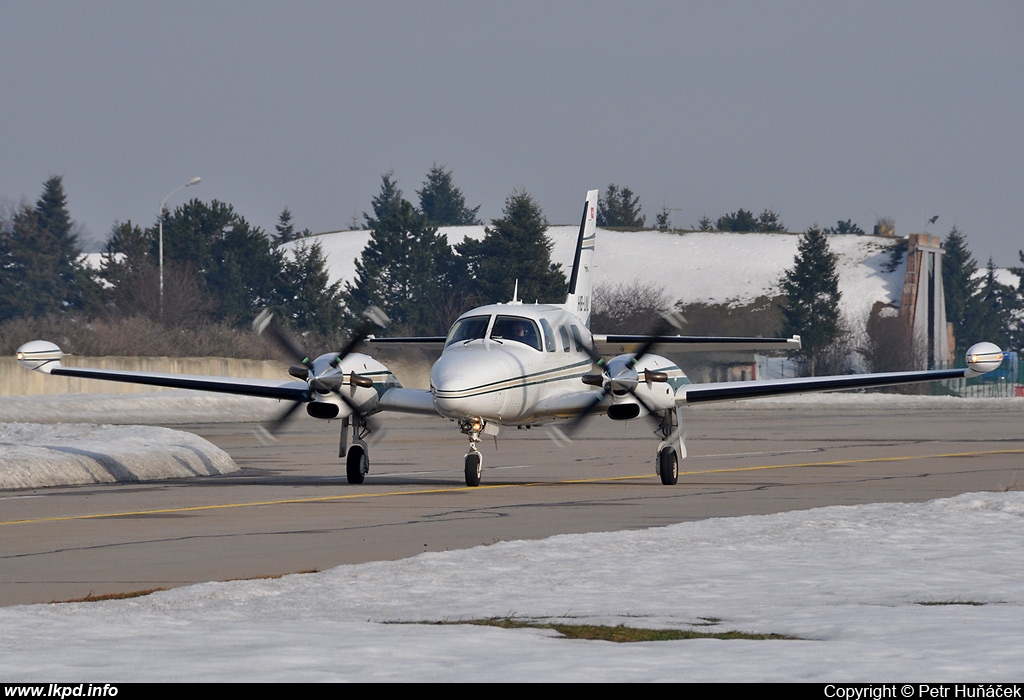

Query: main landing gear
[[655, 406, 685, 486], [340, 417, 371, 484], [657, 445, 678, 485]]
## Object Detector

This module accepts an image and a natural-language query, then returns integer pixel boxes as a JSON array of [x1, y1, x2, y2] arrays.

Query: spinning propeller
[[554, 311, 685, 442], [253, 306, 390, 440]]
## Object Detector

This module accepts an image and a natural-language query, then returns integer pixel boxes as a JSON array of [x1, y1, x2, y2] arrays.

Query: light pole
[[158, 176, 201, 319]]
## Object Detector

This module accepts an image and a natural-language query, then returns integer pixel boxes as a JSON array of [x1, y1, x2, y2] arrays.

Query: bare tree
[[591, 281, 671, 333], [860, 302, 924, 374]]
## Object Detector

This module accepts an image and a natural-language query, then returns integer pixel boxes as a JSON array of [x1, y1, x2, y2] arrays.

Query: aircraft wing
[[39, 366, 310, 402], [378, 387, 439, 415], [16, 341, 309, 401], [677, 367, 974, 406], [593, 334, 801, 354]]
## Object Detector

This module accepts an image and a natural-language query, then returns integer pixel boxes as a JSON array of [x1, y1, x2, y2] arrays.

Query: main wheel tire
[[346, 445, 368, 484], [465, 452, 482, 487], [658, 446, 678, 486]]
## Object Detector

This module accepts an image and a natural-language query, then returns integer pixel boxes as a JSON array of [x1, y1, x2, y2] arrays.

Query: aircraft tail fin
[[564, 189, 598, 327]]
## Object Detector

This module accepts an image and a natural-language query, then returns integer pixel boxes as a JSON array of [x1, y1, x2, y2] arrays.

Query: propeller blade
[[254, 309, 311, 367], [255, 399, 306, 443], [558, 389, 610, 441], [332, 306, 390, 368]]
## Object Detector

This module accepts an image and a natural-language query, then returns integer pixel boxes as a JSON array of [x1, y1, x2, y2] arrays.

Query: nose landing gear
[[460, 418, 485, 487]]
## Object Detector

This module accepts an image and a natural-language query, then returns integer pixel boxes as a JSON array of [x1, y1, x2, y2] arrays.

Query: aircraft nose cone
[[430, 346, 515, 419]]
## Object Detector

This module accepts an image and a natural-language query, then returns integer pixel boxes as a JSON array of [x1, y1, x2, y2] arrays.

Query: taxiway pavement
[[2, 399, 1021, 606]]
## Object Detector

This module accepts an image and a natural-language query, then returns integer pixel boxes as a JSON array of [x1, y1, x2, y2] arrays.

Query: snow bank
[[0, 423, 237, 489]]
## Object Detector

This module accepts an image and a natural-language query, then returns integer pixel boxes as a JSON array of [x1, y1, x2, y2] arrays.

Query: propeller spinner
[[253, 306, 390, 439]]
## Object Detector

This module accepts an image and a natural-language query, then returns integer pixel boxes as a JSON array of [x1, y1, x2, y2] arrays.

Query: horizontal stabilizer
[[593, 334, 801, 355]]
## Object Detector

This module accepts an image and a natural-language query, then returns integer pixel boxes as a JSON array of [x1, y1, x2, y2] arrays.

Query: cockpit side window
[[445, 315, 490, 347], [538, 318, 557, 352], [490, 315, 542, 351]]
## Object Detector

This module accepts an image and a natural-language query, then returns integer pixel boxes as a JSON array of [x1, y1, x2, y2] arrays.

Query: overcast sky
[[2, 1, 1021, 266]]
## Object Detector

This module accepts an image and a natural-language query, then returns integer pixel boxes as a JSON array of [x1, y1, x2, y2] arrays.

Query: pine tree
[[941, 226, 983, 356], [280, 240, 346, 343], [272, 207, 311, 246], [100, 220, 156, 316], [417, 165, 481, 226], [274, 207, 296, 245], [345, 174, 461, 335], [1008, 250, 1024, 352], [456, 189, 566, 305], [779, 227, 843, 375], [597, 184, 646, 228], [824, 219, 865, 235], [756, 208, 786, 232], [155, 199, 282, 325], [716, 208, 758, 232], [973, 258, 1015, 350], [655, 207, 671, 232], [0, 176, 89, 320]]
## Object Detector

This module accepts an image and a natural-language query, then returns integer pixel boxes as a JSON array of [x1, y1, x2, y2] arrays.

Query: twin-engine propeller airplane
[[17, 190, 1005, 487]]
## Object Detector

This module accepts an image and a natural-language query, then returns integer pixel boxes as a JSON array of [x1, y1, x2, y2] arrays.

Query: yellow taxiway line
[[2, 448, 1020, 527]]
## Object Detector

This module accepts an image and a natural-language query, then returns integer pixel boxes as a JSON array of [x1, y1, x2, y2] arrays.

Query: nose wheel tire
[[346, 444, 369, 484], [465, 452, 482, 487], [658, 446, 678, 486]]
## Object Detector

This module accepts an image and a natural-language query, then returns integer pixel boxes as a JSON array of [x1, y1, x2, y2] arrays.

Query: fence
[[941, 351, 1021, 398]]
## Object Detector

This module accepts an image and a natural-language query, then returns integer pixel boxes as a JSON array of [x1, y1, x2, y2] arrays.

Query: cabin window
[[558, 326, 571, 352], [445, 315, 490, 347], [490, 315, 542, 351], [539, 319, 557, 352], [570, 325, 584, 352]]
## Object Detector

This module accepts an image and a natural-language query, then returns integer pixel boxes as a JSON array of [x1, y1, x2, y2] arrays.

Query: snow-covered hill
[[292, 227, 907, 325]]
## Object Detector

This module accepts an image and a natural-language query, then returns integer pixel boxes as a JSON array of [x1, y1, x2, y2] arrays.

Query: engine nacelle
[[303, 352, 402, 420], [604, 352, 683, 413]]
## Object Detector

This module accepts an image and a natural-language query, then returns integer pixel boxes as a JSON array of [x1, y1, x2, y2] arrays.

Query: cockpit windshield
[[490, 315, 542, 351], [445, 315, 490, 347]]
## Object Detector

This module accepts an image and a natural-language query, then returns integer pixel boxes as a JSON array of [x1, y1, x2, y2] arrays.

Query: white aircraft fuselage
[[428, 302, 684, 424]]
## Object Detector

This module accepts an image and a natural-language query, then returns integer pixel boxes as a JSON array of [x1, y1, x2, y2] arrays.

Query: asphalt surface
[[2, 400, 1021, 607]]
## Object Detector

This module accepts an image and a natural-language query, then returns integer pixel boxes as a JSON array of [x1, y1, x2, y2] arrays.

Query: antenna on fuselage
[[509, 280, 521, 305]]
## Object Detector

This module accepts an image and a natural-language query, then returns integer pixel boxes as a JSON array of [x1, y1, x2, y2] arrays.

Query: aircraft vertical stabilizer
[[564, 189, 598, 327]]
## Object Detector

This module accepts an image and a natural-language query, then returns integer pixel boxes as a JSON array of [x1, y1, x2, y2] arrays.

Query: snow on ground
[[0, 391, 271, 489], [0, 491, 1021, 681], [0, 389, 281, 425], [295, 227, 906, 325], [0, 422, 237, 489]]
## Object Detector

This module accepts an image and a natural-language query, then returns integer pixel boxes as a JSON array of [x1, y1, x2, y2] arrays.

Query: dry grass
[[395, 618, 801, 642]]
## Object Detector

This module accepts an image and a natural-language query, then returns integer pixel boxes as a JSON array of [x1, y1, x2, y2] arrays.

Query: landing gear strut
[[340, 417, 371, 484], [655, 406, 685, 486]]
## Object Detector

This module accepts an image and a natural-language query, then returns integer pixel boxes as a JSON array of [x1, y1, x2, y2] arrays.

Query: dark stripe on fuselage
[[432, 359, 593, 399]]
